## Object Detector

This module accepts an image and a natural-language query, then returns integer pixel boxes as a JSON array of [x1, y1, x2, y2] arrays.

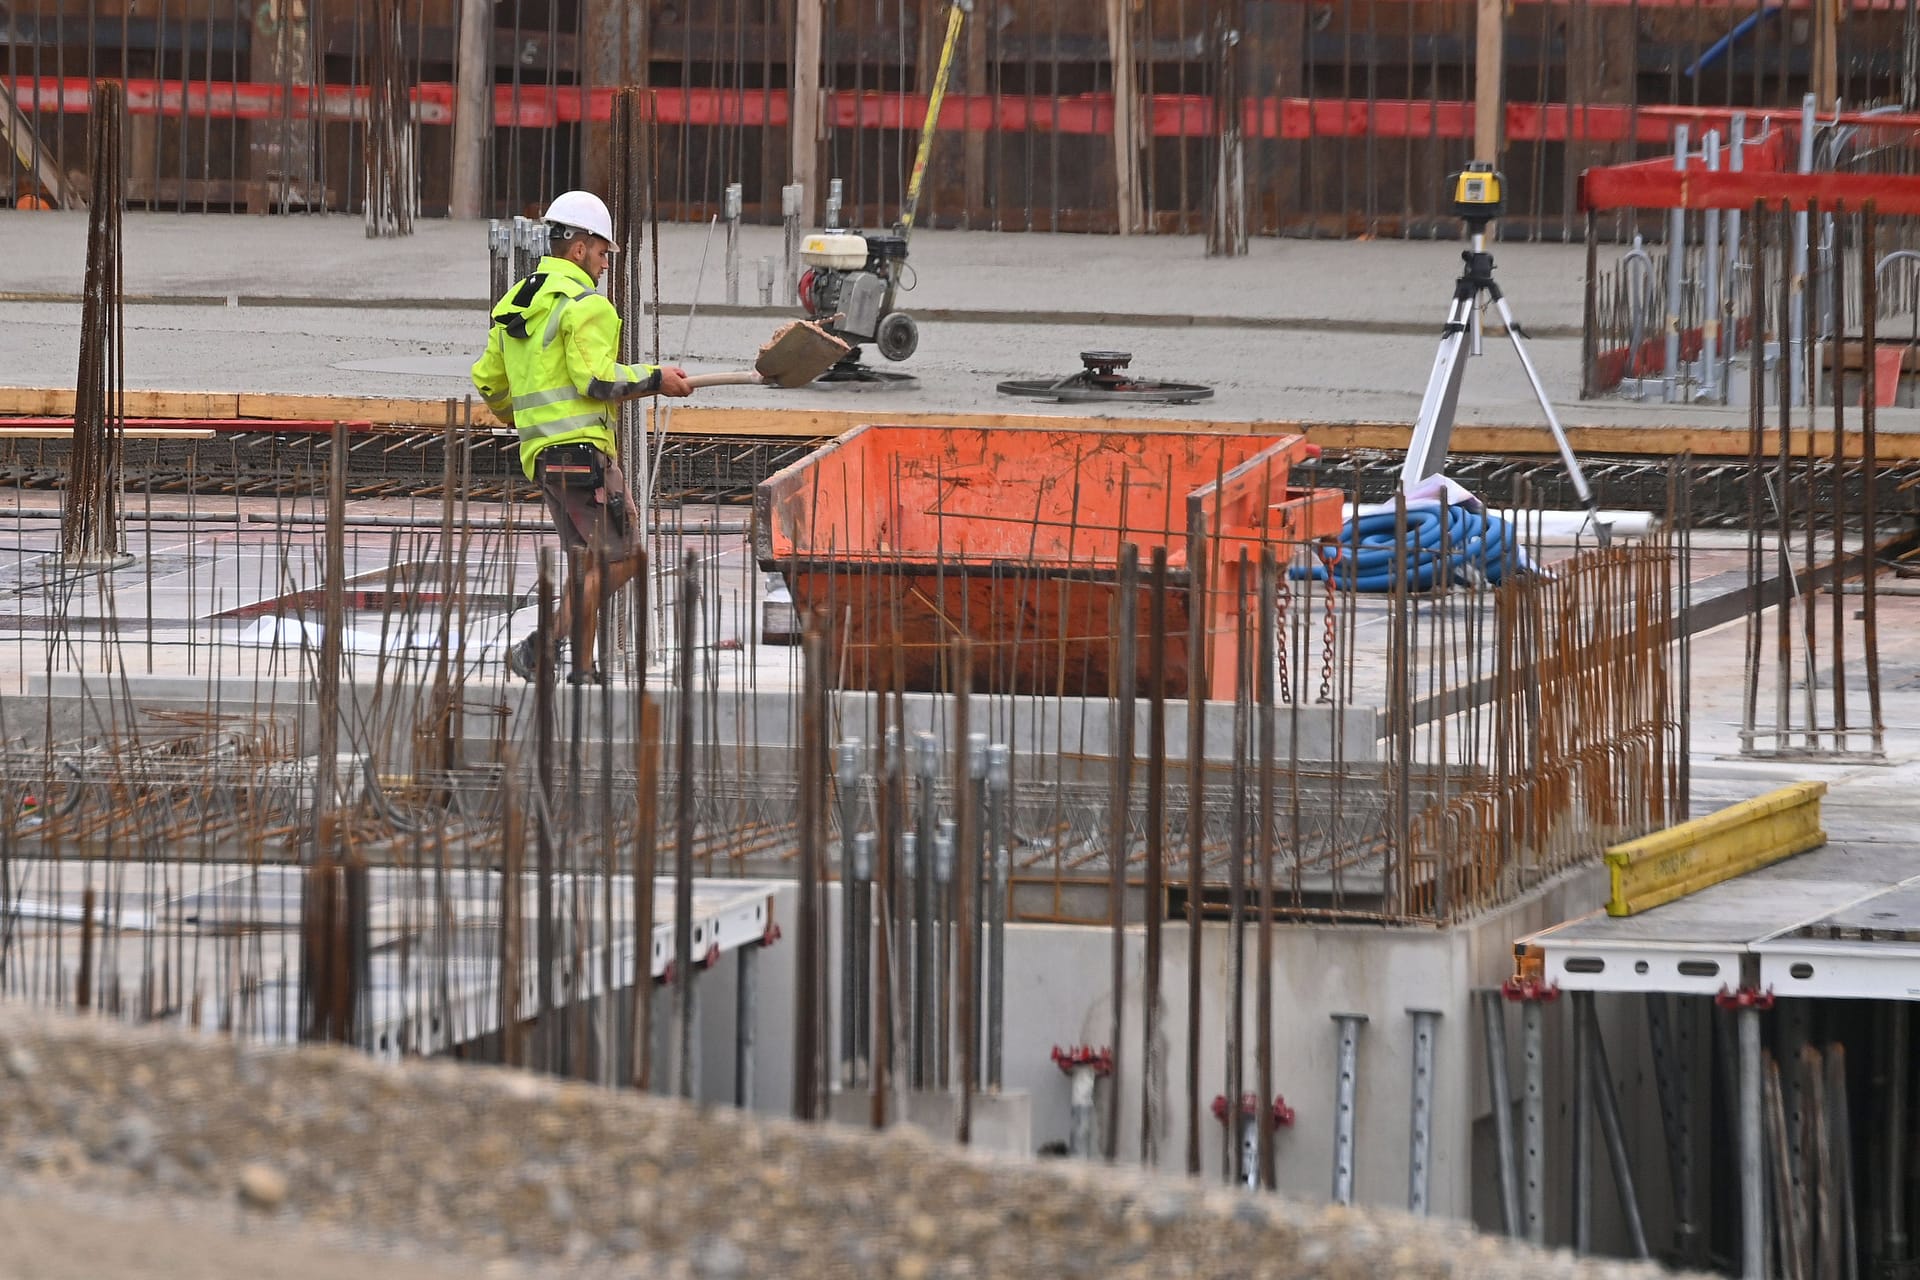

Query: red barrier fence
[[17, 76, 1920, 148]]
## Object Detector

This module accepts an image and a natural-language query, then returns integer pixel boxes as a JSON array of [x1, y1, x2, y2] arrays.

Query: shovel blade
[[754, 320, 850, 388]]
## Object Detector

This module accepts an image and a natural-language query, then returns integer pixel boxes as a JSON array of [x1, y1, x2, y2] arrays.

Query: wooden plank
[[789, 0, 823, 223], [6, 386, 1920, 461], [1604, 782, 1828, 917], [0, 427, 217, 439], [0, 388, 244, 419]]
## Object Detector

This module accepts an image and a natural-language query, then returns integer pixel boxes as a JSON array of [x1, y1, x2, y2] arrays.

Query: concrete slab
[[8, 209, 1916, 436]]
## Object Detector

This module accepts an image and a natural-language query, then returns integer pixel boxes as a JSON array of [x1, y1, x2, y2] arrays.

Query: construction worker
[[471, 189, 692, 683]]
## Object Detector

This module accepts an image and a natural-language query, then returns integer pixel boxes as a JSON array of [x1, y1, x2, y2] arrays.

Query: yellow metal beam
[[1604, 782, 1828, 917]]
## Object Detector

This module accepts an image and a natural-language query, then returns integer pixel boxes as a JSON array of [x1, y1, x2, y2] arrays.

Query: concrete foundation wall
[[0, 1003, 1707, 1278], [681, 866, 1676, 1261]]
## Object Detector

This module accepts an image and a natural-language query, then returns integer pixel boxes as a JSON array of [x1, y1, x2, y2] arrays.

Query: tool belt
[[538, 443, 604, 489]]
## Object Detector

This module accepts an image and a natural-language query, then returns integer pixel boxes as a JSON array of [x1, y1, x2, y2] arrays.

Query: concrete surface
[[10, 209, 1913, 434], [0, 1003, 1706, 1279]]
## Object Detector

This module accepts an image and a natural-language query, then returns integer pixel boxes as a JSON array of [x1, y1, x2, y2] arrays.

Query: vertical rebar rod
[[629, 546, 654, 1090], [966, 731, 986, 1096], [1703, 131, 1723, 401], [838, 737, 861, 1088], [1862, 203, 1886, 756], [1802, 199, 1822, 746], [1830, 203, 1849, 749], [1256, 547, 1277, 1189], [1480, 990, 1521, 1236], [673, 549, 698, 1099], [853, 830, 875, 1089], [912, 730, 936, 1090], [1330, 1012, 1367, 1205], [1106, 543, 1138, 1163], [1185, 504, 1207, 1176], [1225, 557, 1249, 1184], [1742, 202, 1766, 752], [1778, 200, 1795, 749], [794, 621, 826, 1120], [934, 818, 952, 1092], [955, 640, 976, 1144], [986, 742, 1009, 1090], [1142, 547, 1167, 1167]]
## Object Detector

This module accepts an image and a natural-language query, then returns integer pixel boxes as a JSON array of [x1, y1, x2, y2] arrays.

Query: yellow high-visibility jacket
[[470, 255, 660, 479]]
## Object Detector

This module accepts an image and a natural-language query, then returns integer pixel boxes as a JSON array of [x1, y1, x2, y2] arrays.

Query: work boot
[[505, 633, 546, 683], [566, 668, 607, 686]]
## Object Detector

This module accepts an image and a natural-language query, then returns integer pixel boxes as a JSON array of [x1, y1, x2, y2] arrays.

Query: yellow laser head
[[1449, 162, 1506, 221]]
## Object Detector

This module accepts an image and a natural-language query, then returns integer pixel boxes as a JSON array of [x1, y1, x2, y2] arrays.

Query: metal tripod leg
[[1399, 293, 1477, 488], [1489, 294, 1610, 545]]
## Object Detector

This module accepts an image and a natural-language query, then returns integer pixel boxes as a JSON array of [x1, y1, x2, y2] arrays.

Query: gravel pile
[[0, 1007, 1702, 1279]]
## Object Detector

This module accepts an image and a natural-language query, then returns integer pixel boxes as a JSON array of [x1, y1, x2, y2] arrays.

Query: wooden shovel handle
[[682, 371, 766, 388]]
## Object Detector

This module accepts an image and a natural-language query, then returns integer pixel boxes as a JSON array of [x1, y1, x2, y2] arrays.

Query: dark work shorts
[[535, 446, 638, 561]]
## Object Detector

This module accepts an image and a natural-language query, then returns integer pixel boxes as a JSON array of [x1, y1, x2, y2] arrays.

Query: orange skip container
[[754, 425, 1344, 699]]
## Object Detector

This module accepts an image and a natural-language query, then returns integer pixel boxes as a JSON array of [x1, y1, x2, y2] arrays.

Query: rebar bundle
[[363, 0, 416, 238], [63, 80, 125, 567]]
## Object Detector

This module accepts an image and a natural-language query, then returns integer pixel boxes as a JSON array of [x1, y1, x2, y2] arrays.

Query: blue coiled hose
[[1293, 505, 1524, 592]]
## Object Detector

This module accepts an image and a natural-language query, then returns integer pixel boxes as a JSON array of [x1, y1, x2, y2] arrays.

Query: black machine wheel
[[996, 350, 1213, 404], [876, 311, 919, 362]]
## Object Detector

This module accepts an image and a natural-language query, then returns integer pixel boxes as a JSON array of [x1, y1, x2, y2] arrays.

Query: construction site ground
[[8, 210, 1914, 443], [7, 210, 1920, 1274]]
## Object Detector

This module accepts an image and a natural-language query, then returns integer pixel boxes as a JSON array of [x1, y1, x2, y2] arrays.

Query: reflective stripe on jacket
[[469, 255, 659, 479]]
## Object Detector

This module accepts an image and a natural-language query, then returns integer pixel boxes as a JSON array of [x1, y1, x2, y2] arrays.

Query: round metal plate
[[996, 377, 1214, 405], [809, 364, 920, 391]]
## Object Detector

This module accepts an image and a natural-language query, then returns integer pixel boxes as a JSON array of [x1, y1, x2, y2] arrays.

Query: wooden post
[[1473, 0, 1504, 164], [248, 0, 318, 212], [581, 0, 648, 196], [449, 0, 493, 217], [1251, 0, 1307, 234], [1566, 3, 1636, 218], [1106, 0, 1143, 233], [790, 0, 824, 224], [1813, 0, 1840, 112], [964, 0, 988, 227]]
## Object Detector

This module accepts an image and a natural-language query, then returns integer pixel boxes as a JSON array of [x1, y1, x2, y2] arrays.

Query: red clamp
[[1211, 1093, 1296, 1128], [1501, 977, 1561, 1003], [701, 942, 721, 969], [1715, 985, 1775, 1011], [1051, 1045, 1113, 1077]]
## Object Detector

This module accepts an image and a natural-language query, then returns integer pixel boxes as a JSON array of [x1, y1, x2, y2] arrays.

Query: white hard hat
[[543, 190, 614, 243]]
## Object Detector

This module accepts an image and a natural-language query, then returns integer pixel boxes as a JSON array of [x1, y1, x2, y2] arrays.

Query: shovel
[[682, 318, 850, 390]]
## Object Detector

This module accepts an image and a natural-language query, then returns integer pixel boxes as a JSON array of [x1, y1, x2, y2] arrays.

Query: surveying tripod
[[1399, 164, 1609, 545]]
